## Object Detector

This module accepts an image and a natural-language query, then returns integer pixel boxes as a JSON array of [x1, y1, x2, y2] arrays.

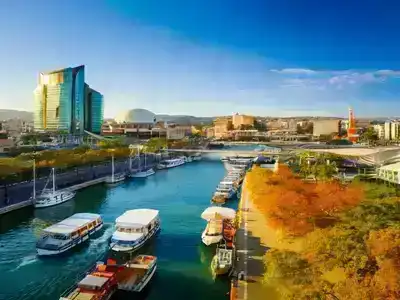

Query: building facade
[[384, 121, 400, 140], [34, 65, 103, 134], [84, 85, 104, 134], [232, 113, 254, 129], [312, 120, 341, 137], [213, 118, 231, 139], [373, 124, 385, 140]]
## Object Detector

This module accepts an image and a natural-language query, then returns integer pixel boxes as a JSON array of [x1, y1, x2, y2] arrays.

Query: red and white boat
[[60, 255, 157, 299]]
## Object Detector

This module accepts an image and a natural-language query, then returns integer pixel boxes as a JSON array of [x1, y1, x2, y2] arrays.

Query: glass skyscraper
[[84, 84, 104, 134], [34, 65, 103, 134]]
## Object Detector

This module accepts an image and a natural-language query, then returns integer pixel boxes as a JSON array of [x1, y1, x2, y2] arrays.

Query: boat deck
[[63, 289, 99, 300]]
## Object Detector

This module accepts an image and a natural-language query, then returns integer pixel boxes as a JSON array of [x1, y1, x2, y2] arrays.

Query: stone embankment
[[0, 154, 159, 215]]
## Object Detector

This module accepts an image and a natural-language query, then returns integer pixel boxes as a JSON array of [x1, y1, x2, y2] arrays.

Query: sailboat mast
[[33, 159, 36, 199], [52, 168, 55, 194], [138, 146, 141, 170], [112, 154, 115, 182]]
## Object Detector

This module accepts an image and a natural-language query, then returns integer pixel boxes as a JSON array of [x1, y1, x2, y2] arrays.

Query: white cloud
[[270, 68, 317, 75]]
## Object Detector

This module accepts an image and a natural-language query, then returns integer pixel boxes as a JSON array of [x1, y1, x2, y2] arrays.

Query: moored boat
[[192, 153, 202, 161], [201, 207, 236, 246], [211, 241, 234, 276], [157, 157, 186, 169], [36, 213, 103, 256], [129, 151, 155, 178], [105, 154, 126, 185], [211, 194, 226, 204], [130, 168, 155, 178], [110, 209, 160, 253], [33, 168, 76, 208]]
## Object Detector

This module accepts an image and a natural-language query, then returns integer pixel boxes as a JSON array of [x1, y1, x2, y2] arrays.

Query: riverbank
[[0, 155, 159, 215]]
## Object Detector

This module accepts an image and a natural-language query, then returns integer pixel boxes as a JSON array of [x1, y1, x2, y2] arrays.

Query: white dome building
[[101, 108, 159, 138], [115, 108, 156, 124]]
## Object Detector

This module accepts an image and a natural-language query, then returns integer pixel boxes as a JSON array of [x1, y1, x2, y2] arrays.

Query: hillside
[[155, 114, 214, 125], [0, 110, 33, 121]]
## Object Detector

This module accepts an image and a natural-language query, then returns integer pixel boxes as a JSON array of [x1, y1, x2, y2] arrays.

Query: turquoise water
[[0, 160, 234, 300]]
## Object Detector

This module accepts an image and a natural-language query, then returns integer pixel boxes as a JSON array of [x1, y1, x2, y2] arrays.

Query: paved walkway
[[234, 184, 281, 300]]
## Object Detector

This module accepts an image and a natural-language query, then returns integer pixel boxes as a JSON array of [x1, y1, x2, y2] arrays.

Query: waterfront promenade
[[234, 180, 281, 300]]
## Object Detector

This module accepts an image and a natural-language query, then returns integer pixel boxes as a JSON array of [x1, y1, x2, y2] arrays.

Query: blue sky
[[1, 0, 400, 117]]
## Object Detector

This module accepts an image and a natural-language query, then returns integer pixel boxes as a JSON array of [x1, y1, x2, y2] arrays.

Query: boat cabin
[[37, 214, 103, 253], [111, 209, 160, 251]]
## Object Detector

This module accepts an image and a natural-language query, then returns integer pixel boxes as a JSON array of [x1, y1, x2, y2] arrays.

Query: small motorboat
[[211, 194, 226, 205], [211, 241, 234, 276]]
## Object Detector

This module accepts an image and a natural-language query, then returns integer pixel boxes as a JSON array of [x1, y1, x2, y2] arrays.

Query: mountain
[[156, 114, 214, 125], [0, 109, 33, 121]]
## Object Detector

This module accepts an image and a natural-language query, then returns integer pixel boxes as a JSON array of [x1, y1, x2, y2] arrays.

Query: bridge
[[166, 147, 400, 165]]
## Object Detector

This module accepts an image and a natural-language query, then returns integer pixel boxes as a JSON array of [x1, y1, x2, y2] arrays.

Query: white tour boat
[[223, 158, 252, 171], [110, 209, 161, 252], [201, 207, 236, 246], [130, 152, 155, 178], [214, 181, 237, 200], [157, 157, 186, 169], [36, 213, 103, 256], [105, 154, 126, 185], [33, 168, 76, 208]]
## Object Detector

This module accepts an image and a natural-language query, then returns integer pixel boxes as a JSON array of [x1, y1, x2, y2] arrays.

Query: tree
[[245, 165, 362, 236], [360, 127, 378, 144], [254, 120, 267, 132], [144, 137, 167, 152]]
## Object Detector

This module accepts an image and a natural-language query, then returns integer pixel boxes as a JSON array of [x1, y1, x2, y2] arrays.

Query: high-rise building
[[84, 84, 104, 134], [34, 65, 103, 134]]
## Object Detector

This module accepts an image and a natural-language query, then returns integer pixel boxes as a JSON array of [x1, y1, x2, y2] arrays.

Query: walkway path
[[234, 184, 280, 300], [234, 178, 306, 300]]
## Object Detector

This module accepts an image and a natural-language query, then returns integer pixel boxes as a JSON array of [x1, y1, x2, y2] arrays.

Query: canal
[[0, 160, 234, 300]]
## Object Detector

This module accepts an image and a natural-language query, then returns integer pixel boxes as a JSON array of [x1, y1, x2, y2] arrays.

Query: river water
[[0, 159, 237, 300]]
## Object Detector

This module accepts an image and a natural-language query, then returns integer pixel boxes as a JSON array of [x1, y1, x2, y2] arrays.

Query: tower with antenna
[[347, 107, 358, 142]]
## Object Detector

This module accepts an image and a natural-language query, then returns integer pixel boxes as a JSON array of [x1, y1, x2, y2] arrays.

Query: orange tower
[[347, 107, 358, 142]]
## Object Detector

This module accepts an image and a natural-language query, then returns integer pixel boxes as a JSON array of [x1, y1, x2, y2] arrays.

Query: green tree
[[360, 127, 378, 144], [144, 137, 167, 152]]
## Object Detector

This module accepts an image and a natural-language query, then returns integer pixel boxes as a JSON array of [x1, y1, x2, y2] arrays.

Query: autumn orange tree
[[259, 172, 400, 300], [246, 165, 362, 235]]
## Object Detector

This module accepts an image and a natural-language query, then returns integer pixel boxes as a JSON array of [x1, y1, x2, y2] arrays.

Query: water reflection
[[0, 207, 33, 234]]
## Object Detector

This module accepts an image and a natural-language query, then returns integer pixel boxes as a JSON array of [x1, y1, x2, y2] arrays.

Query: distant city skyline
[[1, 1, 400, 118]]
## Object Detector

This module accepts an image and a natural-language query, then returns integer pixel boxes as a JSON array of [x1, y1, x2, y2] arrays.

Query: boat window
[[51, 233, 68, 240], [117, 226, 142, 233]]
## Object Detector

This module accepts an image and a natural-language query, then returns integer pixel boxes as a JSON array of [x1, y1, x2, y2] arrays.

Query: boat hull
[[211, 255, 231, 276], [105, 176, 126, 185], [130, 169, 155, 178], [201, 230, 223, 246], [34, 191, 76, 209], [111, 224, 160, 253], [157, 159, 185, 170]]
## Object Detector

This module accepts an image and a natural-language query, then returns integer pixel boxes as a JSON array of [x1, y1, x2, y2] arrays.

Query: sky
[[1, 0, 400, 118]]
